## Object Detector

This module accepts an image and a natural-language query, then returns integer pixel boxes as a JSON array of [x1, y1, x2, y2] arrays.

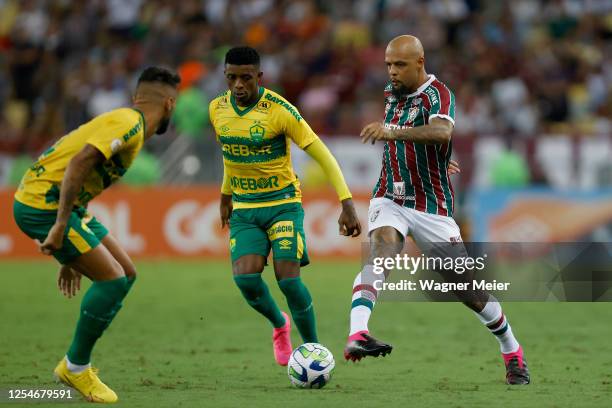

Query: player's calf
[[278, 276, 317, 343]]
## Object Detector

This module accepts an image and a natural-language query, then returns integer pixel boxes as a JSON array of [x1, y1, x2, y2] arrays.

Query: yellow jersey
[[209, 87, 318, 209], [14, 108, 145, 210]]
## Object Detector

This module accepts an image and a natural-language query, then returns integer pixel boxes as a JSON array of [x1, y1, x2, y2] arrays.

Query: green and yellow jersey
[[209, 87, 318, 209], [14, 108, 145, 210]]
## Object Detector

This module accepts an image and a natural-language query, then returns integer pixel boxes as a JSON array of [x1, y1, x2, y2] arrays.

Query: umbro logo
[[279, 239, 292, 250]]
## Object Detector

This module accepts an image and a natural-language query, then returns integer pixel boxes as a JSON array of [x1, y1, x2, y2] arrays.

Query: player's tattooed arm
[[360, 117, 453, 145], [39, 145, 105, 255]]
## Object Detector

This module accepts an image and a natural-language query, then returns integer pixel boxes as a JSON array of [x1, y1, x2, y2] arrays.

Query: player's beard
[[156, 116, 171, 135], [391, 82, 410, 96]]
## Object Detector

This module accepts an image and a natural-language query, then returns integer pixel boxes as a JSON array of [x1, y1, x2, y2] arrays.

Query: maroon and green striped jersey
[[372, 75, 456, 217]]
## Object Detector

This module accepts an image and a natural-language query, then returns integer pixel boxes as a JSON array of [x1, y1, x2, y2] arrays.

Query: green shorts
[[229, 202, 309, 267], [13, 200, 109, 265]]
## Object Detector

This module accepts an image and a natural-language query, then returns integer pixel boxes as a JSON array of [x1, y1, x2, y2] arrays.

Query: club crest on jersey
[[407, 106, 419, 123], [249, 123, 265, 142]]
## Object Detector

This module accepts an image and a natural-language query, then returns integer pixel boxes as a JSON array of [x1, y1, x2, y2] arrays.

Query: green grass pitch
[[1, 260, 611, 407]]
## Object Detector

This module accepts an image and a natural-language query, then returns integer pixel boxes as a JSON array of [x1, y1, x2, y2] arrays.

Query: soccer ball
[[287, 343, 335, 389]]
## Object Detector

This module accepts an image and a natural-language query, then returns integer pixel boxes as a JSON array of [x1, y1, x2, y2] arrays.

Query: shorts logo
[[267, 221, 294, 241], [370, 208, 381, 223], [230, 238, 236, 252], [278, 239, 292, 250], [450, 236, 462, 246], [393, 182, 406, 199]]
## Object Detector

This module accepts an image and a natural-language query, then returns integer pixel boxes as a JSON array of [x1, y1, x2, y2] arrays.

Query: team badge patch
[[393, 182, 406, 199], [256, 100, 271, 112], [230, 238, 236, 252]]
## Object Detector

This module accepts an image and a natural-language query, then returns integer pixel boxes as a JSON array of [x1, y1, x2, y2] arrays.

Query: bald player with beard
[[344, 35, 530, 385]]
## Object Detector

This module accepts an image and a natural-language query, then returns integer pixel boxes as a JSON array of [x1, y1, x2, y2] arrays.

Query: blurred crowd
[[1, 0, 611, 155]]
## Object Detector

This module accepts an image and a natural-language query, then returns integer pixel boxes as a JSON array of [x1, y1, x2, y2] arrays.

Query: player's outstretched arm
[[303, 139, 361, 237], [361, 117, 453, 145], [39, 145, 105, 255]]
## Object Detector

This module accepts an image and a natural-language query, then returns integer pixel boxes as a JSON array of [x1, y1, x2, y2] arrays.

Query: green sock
[[278, 277, 318, 343], [234, 274, 285, 328], [110, 275, 136, 315], [67, 277, 129, 365]]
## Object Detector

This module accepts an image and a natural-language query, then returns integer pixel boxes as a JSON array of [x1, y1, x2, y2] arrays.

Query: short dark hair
[[137, 66, 181, 87], [225, 46, 260, 66]]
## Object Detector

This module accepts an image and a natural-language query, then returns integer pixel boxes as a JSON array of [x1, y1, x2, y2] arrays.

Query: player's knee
[[370, 227, 403, 259], [274, 260, 300, 281], [232, 256, 265, 275], [122, 262, 137, 280], [109, 258, 126, 279], [233, 272, 265, 301], [462, 299, 485, 313], [371, 227, 403, 244]]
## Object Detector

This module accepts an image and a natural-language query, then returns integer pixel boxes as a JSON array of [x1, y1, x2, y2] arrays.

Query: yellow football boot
[[53, 358, 118, 403]]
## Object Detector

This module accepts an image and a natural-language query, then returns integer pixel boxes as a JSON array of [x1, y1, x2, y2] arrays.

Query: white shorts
[[367, 197, 463, 248]]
